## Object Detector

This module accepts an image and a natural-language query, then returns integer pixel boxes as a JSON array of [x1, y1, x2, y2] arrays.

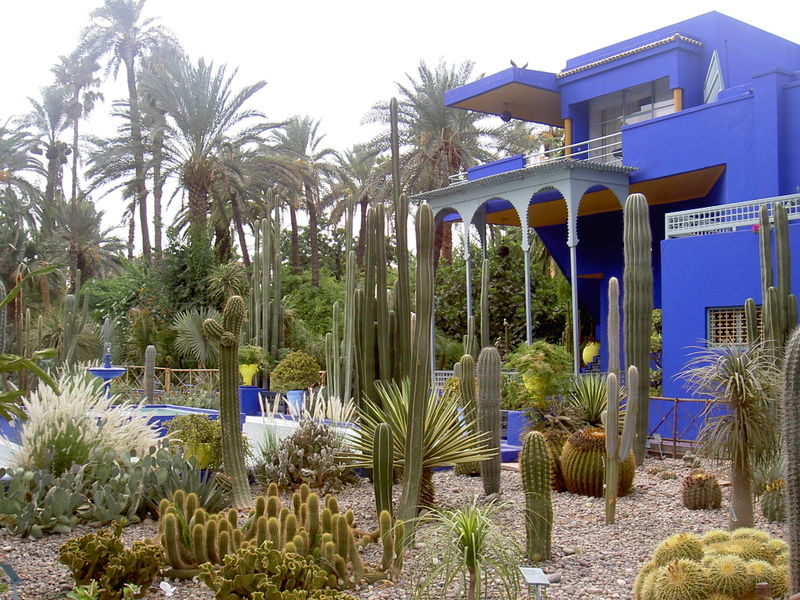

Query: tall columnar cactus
[[463, 315, 478, 361], [144, 344, 156, 402], [203, 296, 252, 508], [520, 431, 552, 561], [398, 202, 434, 533], [372, 422, 394, 518], [781, 325, 800, 594], [607, 277, 620, 377], [0, 279, 6, 353], [454, 354, 480, 476], [623, 193, 653, 465], [605, 366, 638, 524], [476, 346, 502, 496], [480, 258, 490, 350]]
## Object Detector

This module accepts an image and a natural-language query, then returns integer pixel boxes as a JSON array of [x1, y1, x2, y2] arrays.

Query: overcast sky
[[2, 0, 799, 243]]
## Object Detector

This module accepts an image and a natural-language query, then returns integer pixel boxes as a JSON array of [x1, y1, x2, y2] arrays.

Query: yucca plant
[[566, 373, 608, 427], [412, 499, 521, 600], [348, 379, 495, 508], [679, 340, 781, 528]]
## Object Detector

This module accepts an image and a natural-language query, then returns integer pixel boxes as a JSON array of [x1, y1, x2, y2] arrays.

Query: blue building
[[414, 11, 800, 400]]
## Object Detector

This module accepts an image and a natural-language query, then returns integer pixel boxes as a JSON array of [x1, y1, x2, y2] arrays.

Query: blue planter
[[239, 386, 264, 416], [0, 416, 22, 445], [505, 410, 530, 447], [285, 390, 305, 415]]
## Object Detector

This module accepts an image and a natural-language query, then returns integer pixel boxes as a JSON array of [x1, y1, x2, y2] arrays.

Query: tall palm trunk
[[306, 186, 321, 287], [730, 456, 755, 529], [152, 110, 165, 260], [231, 193, 250, 267], [289, 204, 300, 274], [68, 100, 80, 291], [123, 52, 151, 261]]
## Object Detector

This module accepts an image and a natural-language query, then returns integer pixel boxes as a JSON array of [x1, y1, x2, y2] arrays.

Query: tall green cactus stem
[[623, 193, 653, 465], [520, 431, 552, 561], [607, 277, 620, 377], [463, 315, 478, 360], [454, 354, 480, 476], [477, 346, 502, 496], [359, 205, 378, 405], [745, 298, 760, 346], [203, 296, 252, 508], [480, 258, 490, 349], [375, 204, 391, 381], [372, 422, 393, 518], [781, 326, 800, 594], [0, 279, 6, 353], [398, 202, 434, 535], [144, 345, 156, 402], [605, 366, 638, 524], [391, 98, 412, 386], [759, 205, 773, 306]]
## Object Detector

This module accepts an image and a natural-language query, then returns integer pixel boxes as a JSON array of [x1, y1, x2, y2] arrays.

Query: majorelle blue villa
[[414, 11, 800, 410]]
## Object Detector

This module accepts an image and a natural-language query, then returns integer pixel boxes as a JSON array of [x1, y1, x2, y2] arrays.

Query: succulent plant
[[761, 479, 786, 522], [681, 470, 722, 510], [541, 429, 569, 492], [477, 347, 502, 496], [520, 431, 551, 561], [560, 427, 635, 498]]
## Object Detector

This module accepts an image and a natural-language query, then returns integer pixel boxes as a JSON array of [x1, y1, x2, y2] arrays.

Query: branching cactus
[[623, 193, 653, 465], [781, 325, 800, 594], [144, 345, 156, 402], [605, 366, 638, 524], [372, 422, 393, 518], [520, 431, 552, 561], [477, 346, 502, 496], [203, 296, 252, 508]]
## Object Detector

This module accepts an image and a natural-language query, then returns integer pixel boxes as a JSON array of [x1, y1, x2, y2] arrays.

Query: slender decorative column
[[569, 243, 580, 375], [673, 88, 683, 112], [524, 246, 532, 344], [564, 118, 573, 156]]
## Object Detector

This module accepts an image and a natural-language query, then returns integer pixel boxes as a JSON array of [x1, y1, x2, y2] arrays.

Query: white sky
[[2, 0, 799, 246]]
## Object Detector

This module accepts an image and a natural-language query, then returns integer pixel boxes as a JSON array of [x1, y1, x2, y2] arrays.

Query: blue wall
[[661, 221, 800, 398]]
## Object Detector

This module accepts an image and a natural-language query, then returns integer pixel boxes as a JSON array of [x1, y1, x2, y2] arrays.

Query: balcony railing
[[665, 193, 800, 239], [449, 132, 623, 184]]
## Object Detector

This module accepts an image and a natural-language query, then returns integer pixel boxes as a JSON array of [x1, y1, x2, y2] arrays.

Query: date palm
[[0, 123, 42, 204], [80, 0, 174, 260], [679, 340, 781, 528]]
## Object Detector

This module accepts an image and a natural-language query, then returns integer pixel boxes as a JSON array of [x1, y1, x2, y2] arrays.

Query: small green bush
[[166, 414, 223, 469], [270, 351, 321, 393], [505, 341, 572, 406], [239, 345, 265, 365]]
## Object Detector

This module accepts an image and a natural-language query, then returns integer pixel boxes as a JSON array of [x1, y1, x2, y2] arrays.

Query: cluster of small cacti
[[59, 520, 163, 600], [257, 419, 356, 494], [541, 429, 569, 491], [633, 528, 789, 600], [477, 347, 502, 496], [520, 431, 552, 561], [761, 479, 786, 523], [454, 354, 481, 477], [202, 295, 251, 507], [681, 470, 722, 510], [560, 427, 635, 498], [158, 485, 403, 585], [199, 542, 359, 600]]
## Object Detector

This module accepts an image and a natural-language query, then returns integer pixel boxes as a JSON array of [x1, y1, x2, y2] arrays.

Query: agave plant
[[348, 379, 495, 508], [172, 307, 221, 367], [566, 373, 607, 427]]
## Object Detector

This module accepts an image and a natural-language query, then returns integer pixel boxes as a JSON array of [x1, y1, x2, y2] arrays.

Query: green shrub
[[505, 340, 572, 406], [166, 414, 223, 469], [270, 351, 321, 393], [239, 345, 266, 365]]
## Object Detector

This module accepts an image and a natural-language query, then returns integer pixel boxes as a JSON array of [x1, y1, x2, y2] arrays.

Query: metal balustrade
[[665, 193, 800, 239]]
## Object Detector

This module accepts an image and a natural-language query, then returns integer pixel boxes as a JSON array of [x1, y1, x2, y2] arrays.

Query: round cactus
[[761, 479, 786, 523], [560, 427, 635, 497], [681, 470, 722, 510], [653, 533, 704, 566], [654, 559, 709, 600], [541, 428, 569, 492], [704, 554, 751, 597]]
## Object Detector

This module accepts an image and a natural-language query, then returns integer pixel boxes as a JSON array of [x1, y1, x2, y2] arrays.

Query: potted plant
[[269, 350, 321, 414], [238, 345, 265, 386], [166, 414, 222, 470]]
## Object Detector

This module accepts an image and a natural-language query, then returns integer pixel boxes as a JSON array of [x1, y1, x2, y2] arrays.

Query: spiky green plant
[[411, 500, 521, 600], [679, 340, 781, 529], [567, 373, 608, 427]]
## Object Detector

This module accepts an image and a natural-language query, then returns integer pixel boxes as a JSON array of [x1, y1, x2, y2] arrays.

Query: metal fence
[[124, 366, 219, 395]]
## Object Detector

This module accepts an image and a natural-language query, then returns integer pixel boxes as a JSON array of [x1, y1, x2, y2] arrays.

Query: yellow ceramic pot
[[184, 442, 212, 470], [239, 363, 259, 386], [582, 341, 601, 366]]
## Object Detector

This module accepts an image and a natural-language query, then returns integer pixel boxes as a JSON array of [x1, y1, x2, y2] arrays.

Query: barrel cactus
[[681, 470, 722, 510], [541, 429, 569, 492], [761, 480, 786, 523], [520, 431, 552, 561], [560, 427, 635, 497]]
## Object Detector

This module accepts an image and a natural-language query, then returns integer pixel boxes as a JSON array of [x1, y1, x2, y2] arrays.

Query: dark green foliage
[[58, 521, 163, 600], [520, 431, 552, 561], [283, 269, 345, 338], [270, 351, 322, 393], [505, 340, 572, 406], [434, 230, 571, 349], [257, 419, 356, 493], [681, 470, 722, 510]]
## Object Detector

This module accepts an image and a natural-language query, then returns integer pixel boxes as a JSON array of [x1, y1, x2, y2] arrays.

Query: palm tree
[[679, 341, 781, 528], [366, 60, 497, 267], [80, 0, 174, 261], [142, 55, 268, 251], [20, 86, 71, 226], [0, 123, 42, 204], [269, 116, 338, 286]]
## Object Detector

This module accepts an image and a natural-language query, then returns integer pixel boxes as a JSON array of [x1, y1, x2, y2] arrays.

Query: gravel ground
[[0, 457, 788, 600]]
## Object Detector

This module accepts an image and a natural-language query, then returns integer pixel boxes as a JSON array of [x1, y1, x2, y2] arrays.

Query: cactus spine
[[480, 258, 490, 349], [202, 296, 251, 508], [397, 202, 434, 532], [623, 193, 653, 465], [144, 344, 156, 402], [520, 431, 552, 561], [781, 325, 800, 594], [454, 354, 480, 476], [477, 346, 502, 496], [372, 422, 393, 518]]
